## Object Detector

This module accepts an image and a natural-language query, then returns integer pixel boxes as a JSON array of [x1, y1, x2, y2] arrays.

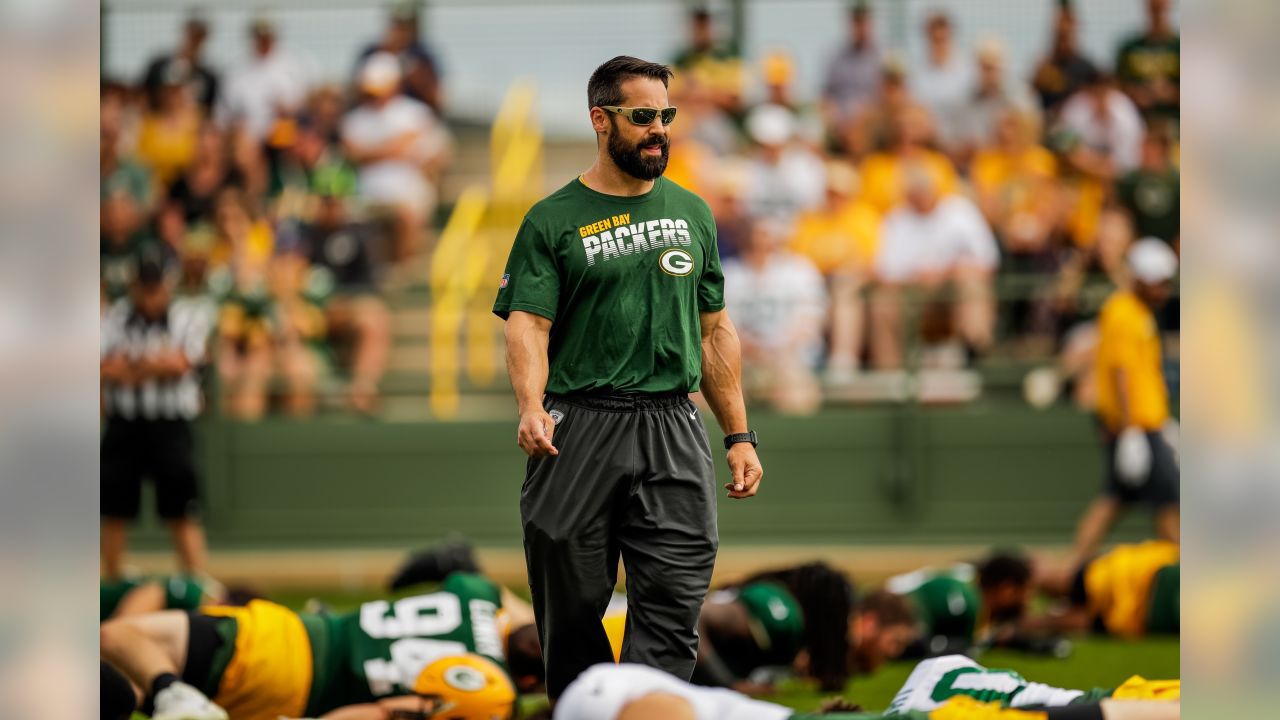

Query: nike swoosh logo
[[689, 408, 698, 419]]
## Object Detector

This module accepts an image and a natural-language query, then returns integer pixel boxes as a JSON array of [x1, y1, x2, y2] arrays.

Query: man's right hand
[[517, 409, 559, 458]]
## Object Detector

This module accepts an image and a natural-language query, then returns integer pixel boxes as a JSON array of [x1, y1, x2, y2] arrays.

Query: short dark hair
[[977, 550, 1033, 590], [587, 56, 673, 110], [856, 589, 915, 627]]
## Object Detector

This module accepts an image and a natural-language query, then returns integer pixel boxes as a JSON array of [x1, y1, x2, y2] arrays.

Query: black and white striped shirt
[[100, 297, 215, 421]]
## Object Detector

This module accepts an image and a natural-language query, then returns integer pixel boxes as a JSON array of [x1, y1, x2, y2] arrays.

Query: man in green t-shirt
[[1114, 0, 1179, 127], [493, 55, 762, 700]]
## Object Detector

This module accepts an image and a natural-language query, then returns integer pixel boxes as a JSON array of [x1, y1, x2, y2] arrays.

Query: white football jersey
[[887, 655, 1083, 714], [555, 664, 792, 720]]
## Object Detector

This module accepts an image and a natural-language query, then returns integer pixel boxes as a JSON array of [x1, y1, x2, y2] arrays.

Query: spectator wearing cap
[[821, 1, 883, 137], [343, 51, 448, 267], [787, 161, 881, 380], [910, 12, 972, 146], [1031, 2, 1099, 118], [947, 39, 1040, 168], [1115, 0, 1179, 128], [671, 7, 745, 115], [101, 188, 166, 304], [1068, 238, 1179, 567], [858, 105, 959, 215], [141, 10, 220, 115], [723, 220, 828, 415], [136, 59, 202, 190], [101, 254, 215, 581], [1056, 69, 1145, 177], [870, 167, 999, 369], [216, 14, 313, 143], [742, 104, 826, 229], [354, 2, 443, 112], [288, 166, 391, 414]]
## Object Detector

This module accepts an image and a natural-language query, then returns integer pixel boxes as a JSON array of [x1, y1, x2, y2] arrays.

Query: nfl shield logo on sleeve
[[499, 273, 510, 288]]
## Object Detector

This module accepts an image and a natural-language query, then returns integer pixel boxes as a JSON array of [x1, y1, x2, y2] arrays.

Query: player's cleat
[[389, 540, 480, 591], [151, 681, 229, 720]]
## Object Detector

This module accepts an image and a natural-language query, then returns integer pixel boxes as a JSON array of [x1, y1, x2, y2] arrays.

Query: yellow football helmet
[[411, 654, 515, 720]]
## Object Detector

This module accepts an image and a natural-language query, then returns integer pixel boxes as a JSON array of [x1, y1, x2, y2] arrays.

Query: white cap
[[1128, 238, 1178, 283], [360, 52, 402, 96], [746, 103, 795, 146]]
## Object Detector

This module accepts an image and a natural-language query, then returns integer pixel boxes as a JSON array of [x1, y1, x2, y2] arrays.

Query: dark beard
[[607, 119, 669, 181]]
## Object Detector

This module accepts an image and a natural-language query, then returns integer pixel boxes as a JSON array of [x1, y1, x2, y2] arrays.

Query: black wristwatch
[[724, 431, 758, 449]]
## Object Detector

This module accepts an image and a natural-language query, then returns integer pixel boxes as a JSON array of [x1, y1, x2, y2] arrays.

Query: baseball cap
[[360, 52, 402, 96], [1128, 238, 1178, 283], [746, 104, 795, 146]]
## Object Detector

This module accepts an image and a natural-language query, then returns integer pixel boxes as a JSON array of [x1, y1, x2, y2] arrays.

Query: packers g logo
[[659, 248, 695, 276], [443, 665, 487, 692]]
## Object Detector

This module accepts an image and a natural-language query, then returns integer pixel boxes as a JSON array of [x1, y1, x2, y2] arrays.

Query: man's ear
[[590, 107, 610, 135]]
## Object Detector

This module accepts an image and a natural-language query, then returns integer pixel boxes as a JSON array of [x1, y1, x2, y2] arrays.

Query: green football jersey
[[99, 575, 206, 621], [492, 176, 725, 395], [303, 573, 507, 715]]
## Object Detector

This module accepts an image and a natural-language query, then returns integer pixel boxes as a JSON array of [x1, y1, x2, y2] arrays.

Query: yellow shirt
[[136, 111, 199, 189], [1084, 540, 1180, 637], [858, 151, 959, 214], [1095, 290, 1169, 432], [970, 146, 1057, 217], [788, 200, 880, 275]]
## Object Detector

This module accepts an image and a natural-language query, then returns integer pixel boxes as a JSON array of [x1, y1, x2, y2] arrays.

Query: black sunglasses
[[602, 105, 678, 126]]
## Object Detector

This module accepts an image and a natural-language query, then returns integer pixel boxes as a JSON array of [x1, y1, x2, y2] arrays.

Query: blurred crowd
[[101, 4, 448, 419], [665, 0, 1179, 412], [100, 0, 1180, 418]]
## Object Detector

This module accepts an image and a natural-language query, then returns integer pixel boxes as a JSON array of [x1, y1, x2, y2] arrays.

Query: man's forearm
[[504, 313, 551, 414], [700, 314, 748, 435]]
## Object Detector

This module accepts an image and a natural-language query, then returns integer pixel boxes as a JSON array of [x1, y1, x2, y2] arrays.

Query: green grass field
[[259, 586, 1179, 716]]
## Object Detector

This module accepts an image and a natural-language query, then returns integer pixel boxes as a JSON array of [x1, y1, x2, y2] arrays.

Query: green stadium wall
[[131, 405, 1154, 549]]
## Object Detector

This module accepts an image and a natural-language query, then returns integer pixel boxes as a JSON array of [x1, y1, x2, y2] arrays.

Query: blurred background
[[95, 0, 1187, 710], [98, 0, 1180, 558]]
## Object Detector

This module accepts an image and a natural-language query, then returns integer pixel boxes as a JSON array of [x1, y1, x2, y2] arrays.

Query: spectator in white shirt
[[871, 167, 999, 369], [1056, 69, 1146, 179], [342, 52, 449, 265], [215, 15, 313, 143], [742, 104, 825, 230], [723, 220, 828, 414], [911, 12, 971, 145]]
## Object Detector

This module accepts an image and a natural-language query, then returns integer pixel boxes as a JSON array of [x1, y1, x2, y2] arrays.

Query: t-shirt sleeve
[[492, 216, 561, 321], [697, 213, 726, 313]]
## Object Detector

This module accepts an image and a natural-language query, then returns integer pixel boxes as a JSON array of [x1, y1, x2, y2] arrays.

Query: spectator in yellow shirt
[[788, 161, 880, 380], [136, 63, 202, 190], [1069, 238, 1178, 568], [859, 107, 959, 214]]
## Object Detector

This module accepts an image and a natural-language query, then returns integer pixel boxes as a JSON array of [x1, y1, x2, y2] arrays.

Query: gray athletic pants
[[521, 392, 718, 699]]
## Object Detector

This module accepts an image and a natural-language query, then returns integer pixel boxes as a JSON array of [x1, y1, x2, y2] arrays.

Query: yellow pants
[[1085, 540, 1180, 637], [200, 600, 313, 720], [1111, 676, 1181, 701]]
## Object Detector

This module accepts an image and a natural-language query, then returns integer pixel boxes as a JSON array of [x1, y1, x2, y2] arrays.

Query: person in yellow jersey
[[1068, 238, 1179, 568], [99, 573, 521, 720]]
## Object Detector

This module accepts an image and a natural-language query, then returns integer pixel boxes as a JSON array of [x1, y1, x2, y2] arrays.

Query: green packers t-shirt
[[493, 176, 724, 394]]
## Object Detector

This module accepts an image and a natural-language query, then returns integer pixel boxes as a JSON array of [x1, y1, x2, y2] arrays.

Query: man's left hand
[[724, 444, 762, 499]]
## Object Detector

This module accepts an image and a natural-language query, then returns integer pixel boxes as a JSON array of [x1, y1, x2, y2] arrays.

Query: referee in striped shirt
[[100, 254, 214, 581]]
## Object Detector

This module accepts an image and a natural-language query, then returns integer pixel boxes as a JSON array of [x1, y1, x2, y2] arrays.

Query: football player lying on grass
[[394, 545, 906, 694], [100, 573, 259, 621], [887, 549, 1071, 658], [554, 661, 1179, 720], [100, 572, 531, 720], [1031, 540, 1179, 639]]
